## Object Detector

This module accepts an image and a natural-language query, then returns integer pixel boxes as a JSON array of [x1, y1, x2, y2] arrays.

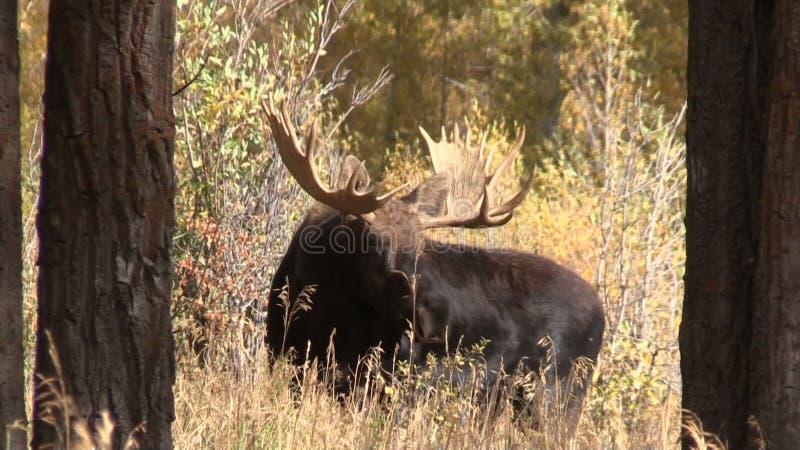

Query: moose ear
[[402, 172, 450, 217], [384, 270, 412, 300], [382, 269, 414, 318], [336, 155, 372, 190]]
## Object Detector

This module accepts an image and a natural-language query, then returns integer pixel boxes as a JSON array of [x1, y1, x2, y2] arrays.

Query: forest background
[[15, 0, 691, 447]]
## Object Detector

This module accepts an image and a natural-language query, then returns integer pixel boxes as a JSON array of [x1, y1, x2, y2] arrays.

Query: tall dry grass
[[169, 325, 720, 450], [173, 331, 598, 449], [22, 328, 719, 450]]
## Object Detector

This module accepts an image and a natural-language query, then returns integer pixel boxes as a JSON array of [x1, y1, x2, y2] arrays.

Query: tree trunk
[[681, 1, 800, 448], [33, 1, 177, 449], [749, 1, 800, 448], [681, 2, 765, 446], [0, 0, 27, 448]]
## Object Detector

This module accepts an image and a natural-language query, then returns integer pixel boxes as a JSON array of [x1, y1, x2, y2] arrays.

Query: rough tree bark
[[681, 1, 799, 448], [32, 1, 177, 449], [0, 0, 27, 448], [749, 2, 800, 448]]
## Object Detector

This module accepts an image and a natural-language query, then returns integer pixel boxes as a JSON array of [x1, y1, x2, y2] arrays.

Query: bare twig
[[172, 54, 210, 97]]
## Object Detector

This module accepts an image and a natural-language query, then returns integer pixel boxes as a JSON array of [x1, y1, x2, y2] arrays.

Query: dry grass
[[20, 330, 721, 450], [171, 330, 680, 450], [679, 411, 727, 450], [174, 355, 566, 448], [31, 332, 141, 450]]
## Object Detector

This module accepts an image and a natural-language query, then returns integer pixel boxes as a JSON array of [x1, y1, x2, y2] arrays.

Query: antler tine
[[266, 98, 328, 195], [477, 185, 513, 226], [305, 114, 318, 160], [489, 165, 536, 217], [377, 182, 409, 202], [487, 126, 525, 192], [480, 131, 492, 174], [262, 98, 401, 215], [345, 166, 363, 196], [419, 127, 432, 150]]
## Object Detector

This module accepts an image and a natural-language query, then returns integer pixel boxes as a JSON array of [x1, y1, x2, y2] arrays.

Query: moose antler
[[419, 124, 534, 228], [262, 99, 404, 215]]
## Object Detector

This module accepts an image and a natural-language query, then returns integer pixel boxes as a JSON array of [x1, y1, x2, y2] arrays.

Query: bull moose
[[263, 100, 604, 411]]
